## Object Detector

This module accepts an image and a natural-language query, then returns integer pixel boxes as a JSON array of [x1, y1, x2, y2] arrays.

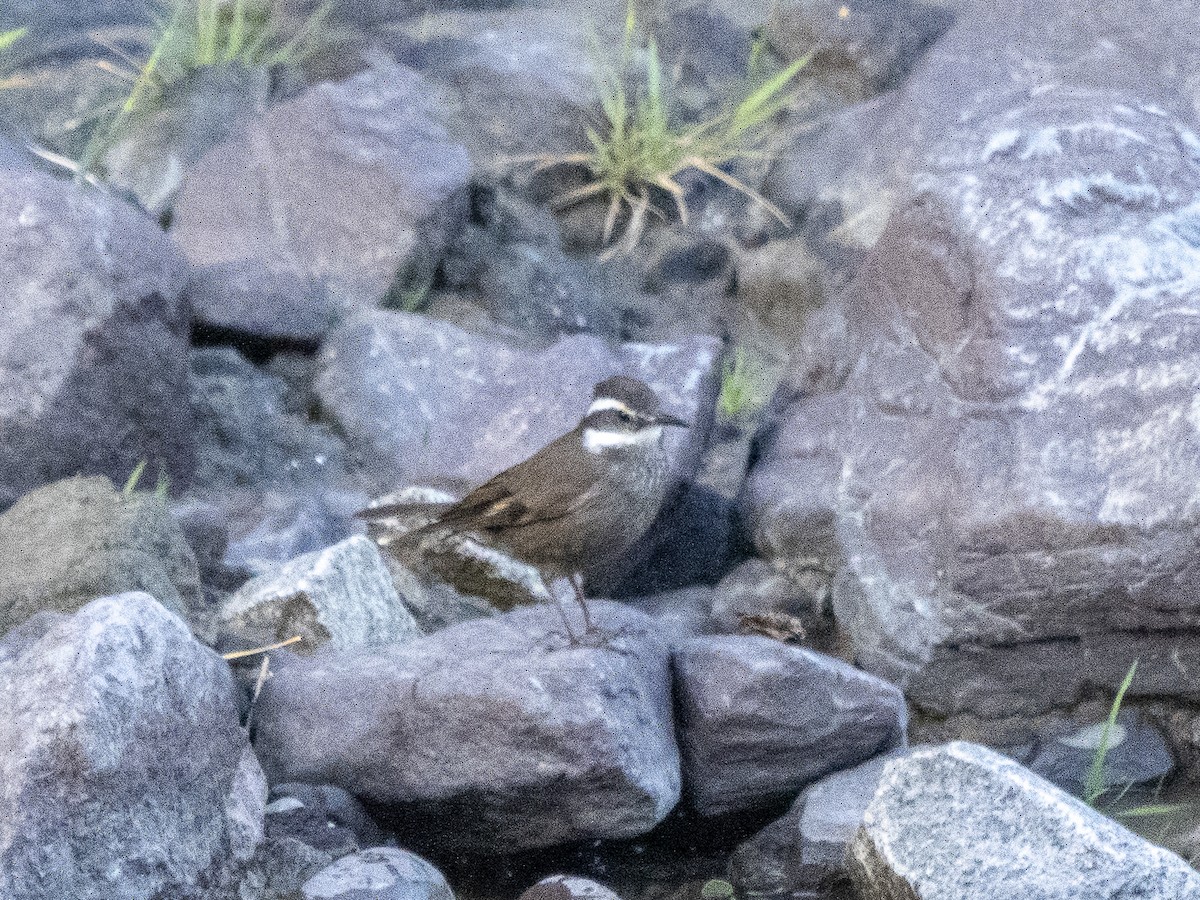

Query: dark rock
[[172, 64, 471, 343], [0, 592, 263, 899], [189, 347, 347, 496], [315, 309, 721, 494], [731, 751, 903, 897], [0, 170, 192, 506], [1027, 710, 1175, 797], [0, 476, 211, 640], [674, 635, 906, 816], [300, 848, 453, 900], [518, 875, 623, 900], [746, 85, 1200, 729], [846, 742, 1200, 899], [766, 0, 954, 100], [267, 783, 386, 856], [221, 535, 422, 653], [253, 602, 680, 852]]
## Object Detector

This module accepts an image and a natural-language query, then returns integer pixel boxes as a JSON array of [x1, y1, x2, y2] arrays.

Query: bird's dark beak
[[655, 412, 690, 429]]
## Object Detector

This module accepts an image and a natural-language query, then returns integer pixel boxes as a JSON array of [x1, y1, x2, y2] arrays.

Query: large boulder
[[253, 602, 681, 852], [674, 636, 906, 816], [316, 309, 721, 495], [847, 742, 1200, 899], [0, 476, 210, 640], [172, 64, 471, 343], [0, 171, 192, 506], [0, 592, 263, 899], [746, 84, 1200, 728]]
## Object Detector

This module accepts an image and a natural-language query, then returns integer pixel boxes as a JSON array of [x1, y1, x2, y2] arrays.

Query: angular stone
[[747, 86, 1200, 725], [316, 309, 720, 494], [254, 602, 680, 852], [847, 742, 1200, 900], [0, 593, 261, 900], [172, 64, 471, 342], [0, 476, 210, 640], [301, 848, 453, 900], [674, 635, 906, 816], [0, 170, 192, 506], [731, 752, 901, 897], [222, 535, 421, 652]]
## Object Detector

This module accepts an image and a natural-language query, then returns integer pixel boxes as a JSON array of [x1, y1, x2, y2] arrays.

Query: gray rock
[[518, 875, 623, 900], [0, 592, 262, 900], [0, 0, 145, 28], [172, 64, 471, 342], [316, 309, 720, 494], [746, 84, 1200, 728], [267, 783, 386, 857], [674, 635, 906, 816], [0, 476, 211, 640], [0, 170, 192, 506], [709, 558, 831, 643], [221, 535, 422, 653], [1027, 710, 1176, 797], [189, 347, 347, 496], [301, 848, 453, 900], [238, 836, 335, 900], [254, 601, 680, 852], [846, 742, 1200, 899], [731, 751, 902, 897]]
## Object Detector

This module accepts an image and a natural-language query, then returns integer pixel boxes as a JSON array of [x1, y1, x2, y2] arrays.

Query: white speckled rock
[[301, 848, 453, 900], [518, 875, 623, 900], [221, 536, 422, 652], [848, 742, 1200, 900]]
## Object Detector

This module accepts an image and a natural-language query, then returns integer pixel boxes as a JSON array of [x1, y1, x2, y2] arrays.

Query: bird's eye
[[617, 410, 634, 424]]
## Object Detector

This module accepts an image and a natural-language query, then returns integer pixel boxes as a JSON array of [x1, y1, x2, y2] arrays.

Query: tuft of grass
[[81, 0, 333, 174], [529, 2, 810, 258], [122, 459, 148, 497], [1083, 660, 1138, 807], [717, 347, 770, 422], [0, 26, 25, 54]]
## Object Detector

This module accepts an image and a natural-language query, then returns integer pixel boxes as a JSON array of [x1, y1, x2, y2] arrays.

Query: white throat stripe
[[583, 426, 663, 453], [587, 397, 636, 416]]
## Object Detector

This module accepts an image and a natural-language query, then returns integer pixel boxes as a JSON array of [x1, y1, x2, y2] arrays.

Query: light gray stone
[[0, 592, 261, 900], [0, 170, 192, 506], [518, 875, 622, 900], [301, 848, 453, 900], [222, 535, 422, 653], [172, 64, 471, 342], [254, 601, 680, 852], [316, 309, 721, 495], [847, 742, 1200, 900], [674, 635, 906, 816]]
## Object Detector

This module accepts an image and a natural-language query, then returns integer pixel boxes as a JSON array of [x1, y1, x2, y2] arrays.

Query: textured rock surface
[[301, 848, 454, 900], [254, 602, 680, 852], [172, 64, 471, 341], [266, 783, 386, 857], [0, 476, 210, 640], [674, 636, 906, 816], [316, 309, 721, 494], [747, 85, 1200, 725], [221, 535, 422, 652], [1026, 710, 1176, 796], [0, 593, 262, 899], [847, 742, 1200, 899], [518, 875, 623, 900], [0, 170, 192, 506], [731, 752, 901, 897]]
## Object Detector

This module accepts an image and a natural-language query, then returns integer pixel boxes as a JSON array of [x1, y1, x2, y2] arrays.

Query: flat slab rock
[[253, 601, 680, 852], [0, 592, 262, 900], [172, 63, 471, 342], [847, 742, 1200, 900], [316, 309, 720, 493], [221, 535, 422, 653], [674, 635, 906, 816]]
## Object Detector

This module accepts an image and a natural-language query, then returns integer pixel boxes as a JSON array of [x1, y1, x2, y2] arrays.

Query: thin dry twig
[[221, 635, 303, 661]]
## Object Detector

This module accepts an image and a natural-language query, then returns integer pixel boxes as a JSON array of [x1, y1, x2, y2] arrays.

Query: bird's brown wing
[[436, 428, 599, 533]]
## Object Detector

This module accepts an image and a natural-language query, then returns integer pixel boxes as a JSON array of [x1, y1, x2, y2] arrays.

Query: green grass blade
[[266, 0, 333, 66], [122, 460, 147, 497], [1084, 660, 1138, 806], [226, 0, 248, 62], [1117, 803, 1190, 819], [729, 48, 812, 140], [0, 27, 27, 53]]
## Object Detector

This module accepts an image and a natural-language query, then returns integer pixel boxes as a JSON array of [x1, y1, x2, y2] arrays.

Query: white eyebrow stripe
[[583, 426, 662, 453], [587, 397, 636, 416]]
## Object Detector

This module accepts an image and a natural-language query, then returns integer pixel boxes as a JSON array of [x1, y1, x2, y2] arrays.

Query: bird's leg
[[569, 574, 598, 635], [540, 573, 581, 647]]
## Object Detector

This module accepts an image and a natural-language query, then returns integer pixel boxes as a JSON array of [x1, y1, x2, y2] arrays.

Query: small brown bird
[[358, 375, 689, 642]]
